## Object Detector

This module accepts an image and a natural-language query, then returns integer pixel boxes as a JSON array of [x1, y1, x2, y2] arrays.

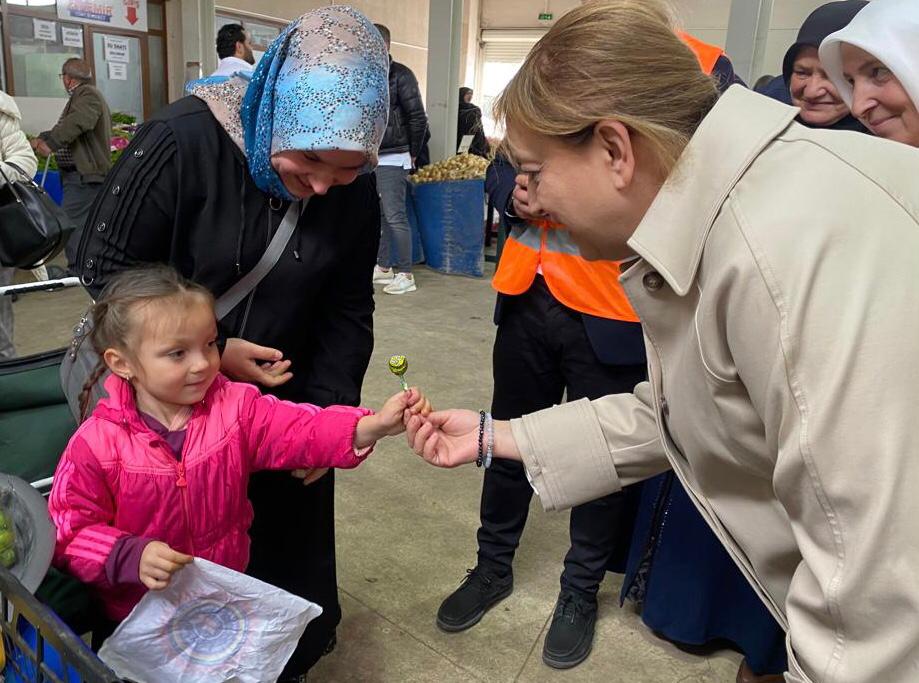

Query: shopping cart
[[0, 277, 122, 682], [0, 565, 120, 683]]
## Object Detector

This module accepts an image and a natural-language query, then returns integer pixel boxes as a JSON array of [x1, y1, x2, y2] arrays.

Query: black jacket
[[457, 102, 489, 158], [380, 60, 428, 157], [76, 96, 380, 409]]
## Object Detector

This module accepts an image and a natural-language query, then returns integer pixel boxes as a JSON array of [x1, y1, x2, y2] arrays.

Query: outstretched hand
[[404, 409, 482, 468], [354, 388, 432, 448]]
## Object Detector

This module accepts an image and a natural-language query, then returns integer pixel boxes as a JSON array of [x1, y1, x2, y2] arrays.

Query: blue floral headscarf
[[188, 6, 389, 200]]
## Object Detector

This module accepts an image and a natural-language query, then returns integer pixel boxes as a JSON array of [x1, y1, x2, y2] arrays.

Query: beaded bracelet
[[476, 410, 486, 467], [484, 412, 494, 469]]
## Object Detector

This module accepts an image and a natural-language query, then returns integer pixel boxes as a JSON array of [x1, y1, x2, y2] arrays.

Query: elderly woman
[[73, 8, 388, 680], [777, 0, 868, 132], [407, 2, 919, 681], [820, 0, 919, 147]]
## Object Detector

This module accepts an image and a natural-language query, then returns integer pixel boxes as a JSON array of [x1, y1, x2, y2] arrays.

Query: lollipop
[[388, 355, 409, 391]]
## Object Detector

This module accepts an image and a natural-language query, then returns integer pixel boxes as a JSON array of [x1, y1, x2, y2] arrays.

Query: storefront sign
[[108, 62, 128, 80], [62, 26, 84, 48], [104, 36, 130, 63], [57, 0, 148, 33], [33, 19, 58, 42]]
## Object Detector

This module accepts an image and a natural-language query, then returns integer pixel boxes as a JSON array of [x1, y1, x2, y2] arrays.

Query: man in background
[[212, 24, 256, 76], [372, 23, 428, 296], [32, 58, 111, 272]]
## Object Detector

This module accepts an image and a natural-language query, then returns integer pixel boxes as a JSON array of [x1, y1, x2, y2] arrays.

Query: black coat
[[380, 60, 428, 157], [75, 95, 380, 674], [457, 102, 489, 157]]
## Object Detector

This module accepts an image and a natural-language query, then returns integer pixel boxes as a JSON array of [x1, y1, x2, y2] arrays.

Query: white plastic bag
[[98, 558, 322, 683]]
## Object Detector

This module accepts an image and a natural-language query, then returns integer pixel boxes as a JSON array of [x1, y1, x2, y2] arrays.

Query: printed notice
[[108, 62, 128, 80], [33, 19, 58, 42], [104, 36, 130, 63], [62, 26, 84, 48]]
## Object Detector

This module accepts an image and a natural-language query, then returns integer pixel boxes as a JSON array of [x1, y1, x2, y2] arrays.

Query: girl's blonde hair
[[79, 265, 215, 421], [495, 0, 719, 173]]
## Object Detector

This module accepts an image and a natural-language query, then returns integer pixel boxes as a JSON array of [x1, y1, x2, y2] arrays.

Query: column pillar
[[425, 0, 465, 162], [725, 0, 774, 84]]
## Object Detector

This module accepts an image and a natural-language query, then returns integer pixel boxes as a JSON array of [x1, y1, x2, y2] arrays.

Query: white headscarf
[[819, 0, 919, 110]]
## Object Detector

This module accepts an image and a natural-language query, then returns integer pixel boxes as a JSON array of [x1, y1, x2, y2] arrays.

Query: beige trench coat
[[511, 86, 919, 682]]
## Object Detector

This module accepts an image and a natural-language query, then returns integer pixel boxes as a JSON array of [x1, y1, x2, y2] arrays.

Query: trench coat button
[[84, 258, 94, 269], [660, 396, 669, 418], [643, 271, 664, 292], [133, 148, 144, 158], [111, 185, 121, 196], [95, 221, 106, 233]]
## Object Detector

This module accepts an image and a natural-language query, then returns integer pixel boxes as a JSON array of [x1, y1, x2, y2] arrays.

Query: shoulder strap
[[214, 199, 303, 320]]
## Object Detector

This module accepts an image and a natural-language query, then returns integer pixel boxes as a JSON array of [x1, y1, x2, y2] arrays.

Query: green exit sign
[[538, 12, 553, 21]]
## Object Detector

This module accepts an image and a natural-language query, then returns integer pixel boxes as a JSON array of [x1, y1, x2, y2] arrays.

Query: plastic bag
[[98, 558, 322, 683]]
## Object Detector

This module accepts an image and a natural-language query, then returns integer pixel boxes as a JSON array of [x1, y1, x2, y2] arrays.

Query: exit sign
[[538, 12, 553, 20]]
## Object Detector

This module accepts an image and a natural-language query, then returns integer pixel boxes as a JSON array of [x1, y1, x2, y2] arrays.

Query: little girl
[[48, 265, 429, 622]]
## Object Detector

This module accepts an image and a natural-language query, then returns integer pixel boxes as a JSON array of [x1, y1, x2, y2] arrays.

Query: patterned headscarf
[[188, 6, 389, 200]]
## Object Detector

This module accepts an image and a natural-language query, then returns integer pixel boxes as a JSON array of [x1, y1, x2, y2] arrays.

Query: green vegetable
[[0, 547, 16, 569], [0, 511, 10, 532]]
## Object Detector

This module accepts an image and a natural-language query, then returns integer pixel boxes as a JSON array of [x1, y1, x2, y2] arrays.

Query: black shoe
[[542, 590, 598, 669], [436, 566, 513, 633]]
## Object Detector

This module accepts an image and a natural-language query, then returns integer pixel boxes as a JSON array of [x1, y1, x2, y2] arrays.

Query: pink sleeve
[[240, 386, 374, 472], [48, 435, 130, 590]]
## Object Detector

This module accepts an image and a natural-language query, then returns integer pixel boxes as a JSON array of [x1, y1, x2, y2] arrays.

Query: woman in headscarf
[[73, 7, 389, 680], [768, 0, 868, 132], [820, 0, 919, 148], [457, 87, 489, 157]]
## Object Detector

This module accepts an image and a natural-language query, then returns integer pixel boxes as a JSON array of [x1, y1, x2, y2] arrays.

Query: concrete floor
[[9, 265, 742, 682]]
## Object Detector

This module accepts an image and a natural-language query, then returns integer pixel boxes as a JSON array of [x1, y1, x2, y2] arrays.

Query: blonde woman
[[0, 89, 39, 359], [406, 2, 919, 681]]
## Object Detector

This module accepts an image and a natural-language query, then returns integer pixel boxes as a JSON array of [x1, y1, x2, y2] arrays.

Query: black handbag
[[0, 159, 74, 269]]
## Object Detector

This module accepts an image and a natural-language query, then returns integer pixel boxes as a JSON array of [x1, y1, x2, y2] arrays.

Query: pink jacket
[[48, 373, 371, 620]]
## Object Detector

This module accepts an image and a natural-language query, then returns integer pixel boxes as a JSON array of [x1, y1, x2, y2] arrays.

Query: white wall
[[479, 0, 848, 82], [217, 0, 430, 97]]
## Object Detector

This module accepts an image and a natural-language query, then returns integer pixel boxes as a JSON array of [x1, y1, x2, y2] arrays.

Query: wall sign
[[62, 26, 84, 49], [57, 0, 148, 33], [108, 62, 128, 80], [104, 36, 130, 63], [33, 19, 58, 42]]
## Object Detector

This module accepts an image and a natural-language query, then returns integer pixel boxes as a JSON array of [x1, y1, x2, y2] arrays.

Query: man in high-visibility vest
[[435, 34, 738, 671]]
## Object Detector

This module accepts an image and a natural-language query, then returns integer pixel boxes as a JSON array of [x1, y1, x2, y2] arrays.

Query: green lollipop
[[388, 355, 409, 391]]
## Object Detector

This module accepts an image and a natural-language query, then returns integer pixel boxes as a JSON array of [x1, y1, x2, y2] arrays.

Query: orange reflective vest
[[492, 33, 723, 322]]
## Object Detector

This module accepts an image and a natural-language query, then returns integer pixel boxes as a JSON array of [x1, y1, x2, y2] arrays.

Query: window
[[215, 11, 285, 65], [478, 33, 541, 138], [8, 14, 84, 98]]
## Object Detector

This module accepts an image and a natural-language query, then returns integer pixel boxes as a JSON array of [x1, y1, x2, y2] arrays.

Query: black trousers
[[477, 278, 647, 596], [247, 469, 340, 677]]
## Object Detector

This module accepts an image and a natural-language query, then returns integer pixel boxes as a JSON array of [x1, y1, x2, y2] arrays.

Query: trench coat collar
[[627, 86, 799, 296]]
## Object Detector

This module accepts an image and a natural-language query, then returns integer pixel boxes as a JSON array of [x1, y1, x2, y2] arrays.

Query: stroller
[[0, 276, 121, 682]]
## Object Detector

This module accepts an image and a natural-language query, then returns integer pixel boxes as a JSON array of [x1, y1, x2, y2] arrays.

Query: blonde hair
[[496, 0, 719, 173], [79, 265, 215, 421]]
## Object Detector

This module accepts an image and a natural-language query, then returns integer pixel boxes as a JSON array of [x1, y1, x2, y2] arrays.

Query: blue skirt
[[620, 472, 787, 675]]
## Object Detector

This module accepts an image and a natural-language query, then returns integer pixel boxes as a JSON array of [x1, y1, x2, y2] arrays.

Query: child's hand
[[354, 388, 432, 448], [139, 541, 193, 591]]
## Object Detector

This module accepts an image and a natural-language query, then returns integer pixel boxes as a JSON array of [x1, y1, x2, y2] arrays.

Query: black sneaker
[[436, 566, 513, 632], [542, 590, 598, 669]]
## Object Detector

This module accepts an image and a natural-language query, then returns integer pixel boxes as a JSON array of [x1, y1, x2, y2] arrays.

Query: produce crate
[[410, 179, 485, 277]]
